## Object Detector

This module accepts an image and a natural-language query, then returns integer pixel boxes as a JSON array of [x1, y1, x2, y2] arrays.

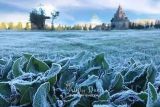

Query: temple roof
[[111, 5, 129, 22]]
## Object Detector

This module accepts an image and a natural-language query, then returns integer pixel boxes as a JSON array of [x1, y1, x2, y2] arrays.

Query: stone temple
[[111, 5, 130, 30]]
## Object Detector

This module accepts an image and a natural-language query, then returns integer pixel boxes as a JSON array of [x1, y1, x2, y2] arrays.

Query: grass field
[[0, 30, 160, 107], [0, 30, 160, 65]]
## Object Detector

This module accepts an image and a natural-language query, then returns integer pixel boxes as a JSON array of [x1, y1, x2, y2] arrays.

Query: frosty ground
[[0, 30, 160, 66]]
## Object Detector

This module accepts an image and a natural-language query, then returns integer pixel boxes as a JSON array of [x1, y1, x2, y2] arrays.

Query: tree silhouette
[[30, 8, 50, 30], [8, 22, 14, 30], [25, 22, 30, 30], [51, 11, 59, 30], [155, 20, 160, 29], [89, 25, 92, 30], [16, 22, 23, 30], [0, 22, 7, 30], [83, 25, 88, 31]]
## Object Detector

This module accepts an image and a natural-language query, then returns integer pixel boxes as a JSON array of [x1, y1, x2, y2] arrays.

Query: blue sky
[[0, 0, 160, 25]]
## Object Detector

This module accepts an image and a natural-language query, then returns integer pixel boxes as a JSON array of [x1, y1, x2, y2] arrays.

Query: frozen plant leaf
[[99, 90, 110, 101], [147, 82, 158, 107], [109, 73, 124, 92], [138, 92, 147, 103], [33, 82, 51, 107], [43, 63, 61, 85], [77, 66, 101, 83], [78, 75, 98, 87], [146, 64, 157, 84], [44, 60, 54, 68], [125, 68, 148, 92], [153, 96, 160, 107], [14, 83, 33, 105], [0, 59, 6, 65], [93, 104, 127, 107], [58, 68, 76, 89], [76, 96, 97, 107], [44, 63, 61, 79], [90, 53, 109, 70], [96, 79, 104, 94], [70, 51, 86, 65], [12, 58, 24, 78], [92, 101, 110, 107], [65, 95, 81, 107], [102, 71, 113, 90], [124, 64, 144, 83], [20, 87, 33, 105], [23, 53, 32, 61], [0, 95, 10, 107], [126, 64, 157, 92], [58, 58, 70, 72], [1, 58, 13, 79], [0, 82, 11, 98], [7, 70, 14, 80], [26, 56, 50, 73], [110, 90, 144, 106]]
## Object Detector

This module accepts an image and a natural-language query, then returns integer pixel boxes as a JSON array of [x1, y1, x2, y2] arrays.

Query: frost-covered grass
[[0, 30, 160, 107], [0, 30, 160, 65]]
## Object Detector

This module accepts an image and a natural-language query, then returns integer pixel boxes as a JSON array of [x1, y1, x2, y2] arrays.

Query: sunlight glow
[[37, 4, 56, 16]]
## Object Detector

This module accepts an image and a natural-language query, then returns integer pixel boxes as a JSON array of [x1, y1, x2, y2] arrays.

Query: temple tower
[[111, 5, 130, 30]]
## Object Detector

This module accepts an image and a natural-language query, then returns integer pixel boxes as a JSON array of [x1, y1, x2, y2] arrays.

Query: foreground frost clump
[[0, 52, 160, 107]]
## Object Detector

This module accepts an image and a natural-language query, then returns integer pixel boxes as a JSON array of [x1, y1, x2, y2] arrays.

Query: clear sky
[[0, 0, 160, 25]]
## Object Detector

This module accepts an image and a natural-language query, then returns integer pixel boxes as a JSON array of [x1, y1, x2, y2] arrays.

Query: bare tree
[[51, 11, 59, 30]]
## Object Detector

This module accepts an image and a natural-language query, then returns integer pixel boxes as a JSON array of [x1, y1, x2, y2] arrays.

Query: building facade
[[111, 5, 130, 30]]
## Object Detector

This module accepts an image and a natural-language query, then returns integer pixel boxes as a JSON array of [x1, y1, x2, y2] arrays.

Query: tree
[[0, 22, 7, 30], [154, 20, 160, 29], [72, 24, 82, 30], [145, 22, 150, 29], [30, 8, 50, 30], [25, 22, 30, 30], [129, 22, 135, 29], [135, 24, 145, 29], [83, 25, 88, 31], [101, 23, 107, 30], [16, 22, 23, 30], [66, 26, 72, 30], [89, 25, 92, 30], [51, 11, 59, 30], [8, 22, 14, 30], [56, 24, 64, 31], [150, 22, 154, 28]]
